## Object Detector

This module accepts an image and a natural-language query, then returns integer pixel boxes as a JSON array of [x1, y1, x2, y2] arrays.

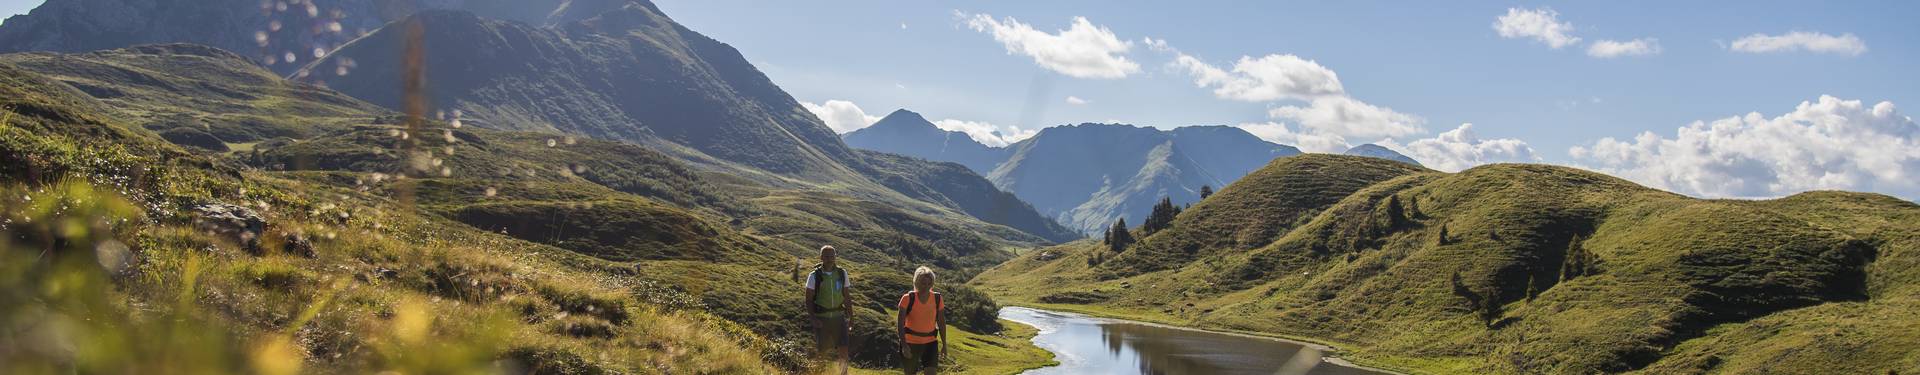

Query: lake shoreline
[[999, 304, 1409, 375]]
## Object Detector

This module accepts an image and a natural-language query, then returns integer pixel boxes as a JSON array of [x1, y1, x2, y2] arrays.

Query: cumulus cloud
[[801, 100, 880, 133], [1730, 31, 1867, 56], [1494, 7, 1581, 49], [1172, 53, 1345, 102], [1268, 96, 1426, 140], [959, 12, 1140, 79], [1570, 96, 1918, 199], [1236, 122, 1351, 154], [1378, 123, 1539, 172], [933, 119, 1038, 147], [1066, 96, 1091, 105], [1172, 51, 1422, 153], [1587, 38, 1661, 58]]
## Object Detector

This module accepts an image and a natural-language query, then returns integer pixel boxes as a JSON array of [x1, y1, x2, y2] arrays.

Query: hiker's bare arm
[[841, 282, 852, 333], [937, 306, 948, 355], [804, 287, 815, 314], [897, 306, 911, 356]]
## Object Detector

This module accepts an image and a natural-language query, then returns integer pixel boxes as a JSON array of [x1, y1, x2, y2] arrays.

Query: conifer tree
[[1560, 235, 1596, 282], [1108, 219, 1134, 253], [1143, 197, 1180, 235]]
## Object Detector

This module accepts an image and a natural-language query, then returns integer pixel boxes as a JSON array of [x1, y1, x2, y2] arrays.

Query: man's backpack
[[810, 264, 847, 313]]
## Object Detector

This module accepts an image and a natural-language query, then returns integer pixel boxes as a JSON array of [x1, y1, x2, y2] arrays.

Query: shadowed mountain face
[[988, 124, 1300, 235], [842, 109, 1007, 174], [1344, 143, 1422, 166], [0, 0, 632, 74], [301, 5, 862, 180]]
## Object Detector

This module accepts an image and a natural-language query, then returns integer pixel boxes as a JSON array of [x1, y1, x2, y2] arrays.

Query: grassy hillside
[[975, 154, 1920, 374], [2, 46, 1050, 373], [857, 150, 1081, 243], [0, 60, 776, 373]]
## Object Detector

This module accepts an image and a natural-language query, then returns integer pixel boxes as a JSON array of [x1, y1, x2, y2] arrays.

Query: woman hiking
[[896, 266, 946, 374]]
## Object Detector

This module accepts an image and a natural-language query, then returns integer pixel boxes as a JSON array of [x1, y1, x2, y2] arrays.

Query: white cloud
[[1236, 122, 1351, 154], [1379, 123, 1539, 172], [801, 100, 880, 133], [1587, 38, 1661, 58], [1570, 96, 1918, 199], [900, 22, 908, 30], [1174, 51, 1420, 153], [933, 119, 1037, 147], [1268, 96, 1425, 140], [1494, 7, 1581, 49], [959, 12, 1139, 79], [1172, 53, 1344, 102], [1730, 31, 1867, 56], [1141, 37, 1173, 52], [1066, 96, 1090, 105]]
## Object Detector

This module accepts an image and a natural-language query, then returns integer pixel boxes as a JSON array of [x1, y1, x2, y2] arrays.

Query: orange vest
[[897, 291, 943, 344]]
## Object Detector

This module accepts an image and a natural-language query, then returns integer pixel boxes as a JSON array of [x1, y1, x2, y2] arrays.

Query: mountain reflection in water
[[1000, 307, 1387, 375]]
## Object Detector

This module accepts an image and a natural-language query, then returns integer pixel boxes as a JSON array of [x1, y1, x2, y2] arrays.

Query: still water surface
[[999, 307, 1388, 375]]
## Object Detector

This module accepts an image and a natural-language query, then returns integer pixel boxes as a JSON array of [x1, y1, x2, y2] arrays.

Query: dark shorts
[[814, 315, 847, 354], [903, 341, 939, 372]]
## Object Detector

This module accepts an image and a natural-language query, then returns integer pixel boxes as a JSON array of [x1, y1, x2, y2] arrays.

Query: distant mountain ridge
[[849, 116, 1302, 235], [1344, 143, 1422, 166], [843, 109, 1006, 174], [993, 123, 1302, 235]]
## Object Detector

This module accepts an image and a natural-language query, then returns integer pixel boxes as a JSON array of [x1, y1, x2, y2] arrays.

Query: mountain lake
[[1000, 307, 1391, 375]]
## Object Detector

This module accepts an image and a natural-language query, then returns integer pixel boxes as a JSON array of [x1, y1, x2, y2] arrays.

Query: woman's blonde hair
[[913, 266, 935, 286]]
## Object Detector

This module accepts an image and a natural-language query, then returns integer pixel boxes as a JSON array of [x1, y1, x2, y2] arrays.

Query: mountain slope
[[857, 150, 1081, 243], [975, 155, 1920, 374], [0, 44, 380, 151], [0, 0, 631, 74], [291, 3, 1077, 245], [842, 109, 1007, 175], [300, 6, 860, 180], [986, 123, 1300, 234], [1344, 143, 1422, 166]]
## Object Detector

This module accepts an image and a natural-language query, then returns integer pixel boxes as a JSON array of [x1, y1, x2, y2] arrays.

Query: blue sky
[[4, 0, 1916, 199], [650, 0, 1919, 199], [0, 1, 35, 25]]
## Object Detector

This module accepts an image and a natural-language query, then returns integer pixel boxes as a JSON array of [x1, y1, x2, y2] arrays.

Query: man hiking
[[896, 266, 946, 375], [804, 245, 853, 374]]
